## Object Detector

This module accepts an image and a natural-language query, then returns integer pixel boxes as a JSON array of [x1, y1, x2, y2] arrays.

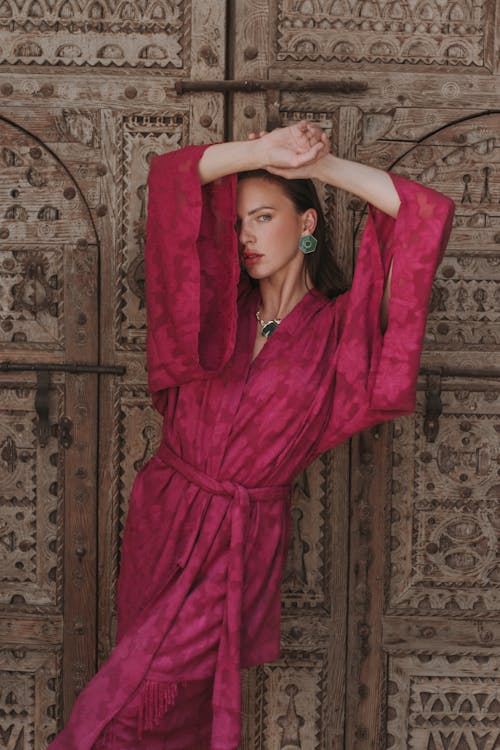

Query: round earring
[[299, 234, 317, 254]]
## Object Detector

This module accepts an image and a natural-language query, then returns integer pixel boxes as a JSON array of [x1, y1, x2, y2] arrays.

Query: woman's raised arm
[[313, 155, 401, 219], [197, 121, 330, 184]]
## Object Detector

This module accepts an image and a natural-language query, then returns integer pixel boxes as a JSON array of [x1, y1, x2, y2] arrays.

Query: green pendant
[[261, 320, 280, 338]]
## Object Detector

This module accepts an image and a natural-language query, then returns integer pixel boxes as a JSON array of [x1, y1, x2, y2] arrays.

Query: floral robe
[[48, 145, 454, 750]]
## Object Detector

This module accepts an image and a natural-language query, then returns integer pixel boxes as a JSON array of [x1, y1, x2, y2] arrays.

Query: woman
[[49, 122, 454, 750]]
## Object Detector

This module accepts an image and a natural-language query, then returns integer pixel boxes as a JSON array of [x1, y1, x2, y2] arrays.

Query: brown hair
[[237, 169, 347, 299]]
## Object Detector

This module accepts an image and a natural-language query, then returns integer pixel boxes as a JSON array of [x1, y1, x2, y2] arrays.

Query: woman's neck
[[258, 269, 313, 320]]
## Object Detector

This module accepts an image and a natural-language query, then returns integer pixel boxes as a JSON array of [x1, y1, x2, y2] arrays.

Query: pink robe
[[49, 145, 454, 750]]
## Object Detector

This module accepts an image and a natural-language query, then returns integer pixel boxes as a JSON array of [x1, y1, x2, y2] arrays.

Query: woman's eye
[[257, 214, 271, 221]]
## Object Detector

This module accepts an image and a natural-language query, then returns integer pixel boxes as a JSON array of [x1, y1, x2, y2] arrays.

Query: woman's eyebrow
[[247, 205, 275, 216]]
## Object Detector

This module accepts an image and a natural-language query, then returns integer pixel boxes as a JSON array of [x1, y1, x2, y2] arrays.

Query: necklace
[[256, 309, 281, 339]]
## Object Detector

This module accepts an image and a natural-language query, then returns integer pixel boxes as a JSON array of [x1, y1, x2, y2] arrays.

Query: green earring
[[299, 234, 317, 254]]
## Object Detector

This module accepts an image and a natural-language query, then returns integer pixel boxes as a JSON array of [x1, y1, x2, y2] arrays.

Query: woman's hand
[[249, 121, 330, 176], [249, 125, 400, 218]]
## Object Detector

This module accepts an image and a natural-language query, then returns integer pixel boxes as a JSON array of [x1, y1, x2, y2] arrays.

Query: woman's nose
[[239, 222, 254, 246]]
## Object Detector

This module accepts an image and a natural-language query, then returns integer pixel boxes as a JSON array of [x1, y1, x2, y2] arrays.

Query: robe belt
[[155, 441, 290, 748]]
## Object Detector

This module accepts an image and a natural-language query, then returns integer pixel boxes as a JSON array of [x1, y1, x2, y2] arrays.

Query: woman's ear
[[302, 208, 318, 235]]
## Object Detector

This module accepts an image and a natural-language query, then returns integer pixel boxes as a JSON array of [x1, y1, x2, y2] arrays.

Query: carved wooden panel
[[386, 653, 500, 750], [0, 382, 63, 610], [0, 0, 186, 68], [253, 652, 327, 749], [275, 0, 493, 68], [92, 1, 228, 667], [116, 113, 188, 350], [0, 647, 60, 748], [390, 386, 500, 616], [0, 0, 226, 698], [0, 113, 99, 746], [233, 2, 500, 748], [240, 447, 349, 750], [344, 112, 500, 749]]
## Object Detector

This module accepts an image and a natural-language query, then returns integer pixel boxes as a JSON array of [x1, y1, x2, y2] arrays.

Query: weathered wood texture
[[0, 2, 227, 748], [1, 0, 500, 748], [0, 114, 99, 744], [233, 1, 500, 749]]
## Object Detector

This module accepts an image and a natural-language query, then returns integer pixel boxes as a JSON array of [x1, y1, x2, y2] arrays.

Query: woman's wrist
[[198, 139, 265, 184], [312, 154, 350, 187]]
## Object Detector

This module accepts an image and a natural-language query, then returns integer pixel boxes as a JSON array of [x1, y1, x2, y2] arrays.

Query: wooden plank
[[0, 616, 62, 646]]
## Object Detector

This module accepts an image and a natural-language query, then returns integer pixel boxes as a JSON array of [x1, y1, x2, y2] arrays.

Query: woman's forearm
[[197, 140, 263, 185], [314, 154, 401, 218], [197, 123, 329, 185]]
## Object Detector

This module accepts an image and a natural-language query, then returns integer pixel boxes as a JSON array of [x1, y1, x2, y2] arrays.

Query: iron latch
[[174, 78, 368, 94], [1, 361, 125, 448]]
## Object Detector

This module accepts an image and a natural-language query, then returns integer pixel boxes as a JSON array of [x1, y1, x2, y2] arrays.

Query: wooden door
[[232, 1, 500, 749], [0, 115, 99, 745], [0, 2, 228, 747], [2, 1, 500, 749]]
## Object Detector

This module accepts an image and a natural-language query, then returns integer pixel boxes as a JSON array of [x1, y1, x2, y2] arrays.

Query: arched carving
[[276, 0, 489, 66], [0, 0, 184, 67], [0, 115, 96, 350]]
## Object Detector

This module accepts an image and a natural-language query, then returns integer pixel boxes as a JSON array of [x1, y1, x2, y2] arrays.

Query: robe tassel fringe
[[137, 679, 186, 740], [94, 720, 116, 749]]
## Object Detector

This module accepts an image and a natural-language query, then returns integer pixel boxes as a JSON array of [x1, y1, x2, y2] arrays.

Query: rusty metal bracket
[[423, 371, 443, 443], [174, 79, 368, 95], [2, 362, 125, 448], [58, 416, 73, 449]]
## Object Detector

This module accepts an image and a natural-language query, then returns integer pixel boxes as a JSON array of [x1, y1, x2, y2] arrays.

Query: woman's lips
[[243, 252, 263, 266]]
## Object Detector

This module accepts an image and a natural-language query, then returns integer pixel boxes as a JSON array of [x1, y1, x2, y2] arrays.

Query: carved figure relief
[[0, 0, 185, 67]]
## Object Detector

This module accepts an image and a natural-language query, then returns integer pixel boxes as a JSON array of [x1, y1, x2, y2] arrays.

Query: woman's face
[[235, 177, 316, 281]]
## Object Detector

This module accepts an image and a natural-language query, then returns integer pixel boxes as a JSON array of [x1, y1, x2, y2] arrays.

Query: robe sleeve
[[145, 144, 240, 411], [314, 174, 455, 454]]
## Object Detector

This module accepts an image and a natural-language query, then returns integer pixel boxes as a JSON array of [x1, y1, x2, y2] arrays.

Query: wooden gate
[[1, 1, 500, 748]]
